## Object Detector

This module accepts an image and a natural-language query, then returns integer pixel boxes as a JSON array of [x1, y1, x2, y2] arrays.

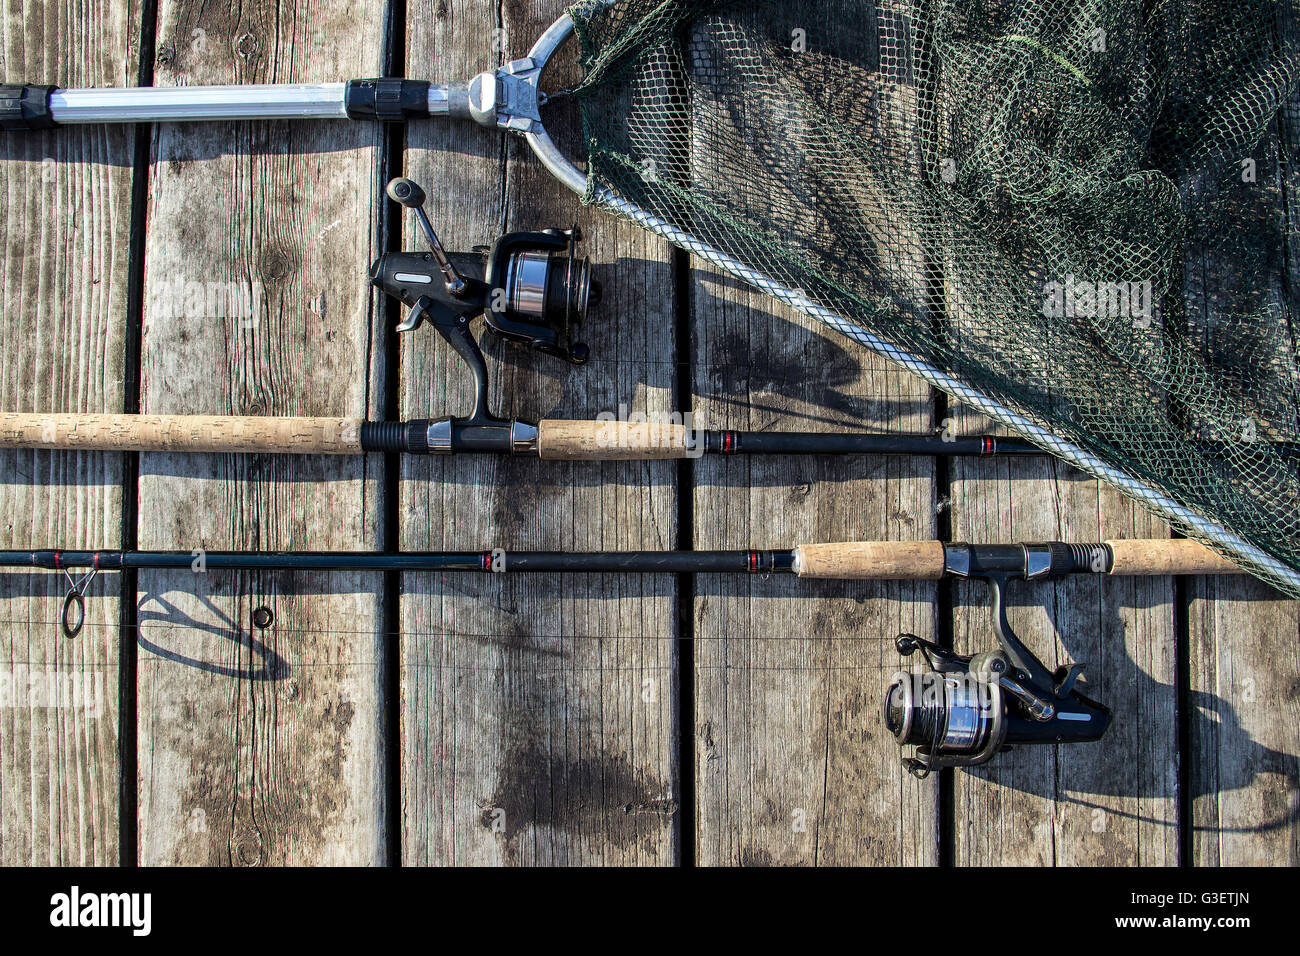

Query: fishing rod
[[0, 173, 1040, 462], [0, 412, 1037, 460], [9, 170, 1290, 463], [4, 537, 1240, 774]]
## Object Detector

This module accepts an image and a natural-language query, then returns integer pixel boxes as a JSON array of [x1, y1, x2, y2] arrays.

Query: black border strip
[[380, 0, 407, 868], [117, 0, 159, 869], [1175, 562, 1192, 865], [673, 246, 696, 868]]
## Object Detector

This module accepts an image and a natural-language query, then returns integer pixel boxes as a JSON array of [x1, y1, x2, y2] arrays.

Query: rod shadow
[[946, 575, 1300, 838], [135, 585, 290, 681]]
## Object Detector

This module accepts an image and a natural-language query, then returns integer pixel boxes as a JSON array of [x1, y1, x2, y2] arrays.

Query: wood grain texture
[[691, 1, 938, 865], [1184, 93, 1300, 864], [690, 277, 940, 866], [948, 424, 1180, 866], [134, 0, 387, 866], [0, 413, 365, 454], [0, 0, 139, 866], [1187, 576, 1299, 864], [399, 0, 679, 865]]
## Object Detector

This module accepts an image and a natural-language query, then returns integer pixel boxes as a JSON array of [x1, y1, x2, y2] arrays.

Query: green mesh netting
[[568, 0, 1300, 596]]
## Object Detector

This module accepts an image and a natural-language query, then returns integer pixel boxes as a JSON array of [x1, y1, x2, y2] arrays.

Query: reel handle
[[386, 178, 428, 208], [386, 177, 466, 294]]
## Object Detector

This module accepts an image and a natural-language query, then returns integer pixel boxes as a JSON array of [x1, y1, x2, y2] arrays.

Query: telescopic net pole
[[3, 80, 454, 126]]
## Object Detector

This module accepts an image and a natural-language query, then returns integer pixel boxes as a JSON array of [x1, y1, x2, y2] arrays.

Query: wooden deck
[[1, 0, 1297, 866]]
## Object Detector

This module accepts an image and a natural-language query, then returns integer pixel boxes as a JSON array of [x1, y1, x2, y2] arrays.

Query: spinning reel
[[371, 176, 600, 363], [366, 177, 601, 455], [883, 545, 1112, 777]]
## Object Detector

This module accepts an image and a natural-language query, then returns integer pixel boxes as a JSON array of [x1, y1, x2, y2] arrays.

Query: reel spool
[[884, 652, 1006, 771], [487, 227, 599, 363]]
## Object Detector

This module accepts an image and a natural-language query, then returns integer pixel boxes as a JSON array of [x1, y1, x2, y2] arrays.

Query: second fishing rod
[[0, 177, 1041, 463], [7, 536, 1244, 776]]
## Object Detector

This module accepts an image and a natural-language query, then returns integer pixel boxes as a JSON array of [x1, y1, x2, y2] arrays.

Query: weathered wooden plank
[[1187, 576, 1299, 865], [0, 0, 140, 866], [692, 273, 940, 866], [399, 0, 679, 866], [688, 1, 938, 865], [948, 436, 1179, 865], [134, 0, 388, 866], [1186, 88, 1300, 864], [929, 0, 1178, 861]]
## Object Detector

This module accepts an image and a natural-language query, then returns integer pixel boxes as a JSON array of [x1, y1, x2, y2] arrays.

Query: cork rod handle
[[792, 541, 948, 579], [1104, 538, 1240, 575], [791, 539, 1243, 579], [0, 413, 365, 454], [536, 419, 697, 460]]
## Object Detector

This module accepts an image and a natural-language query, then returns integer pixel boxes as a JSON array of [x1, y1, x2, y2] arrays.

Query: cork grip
[[0, 413, 365, 454], [1105, 538, 1241, 575], [537, 419, 696, 460], [792, 540, 948, 579]]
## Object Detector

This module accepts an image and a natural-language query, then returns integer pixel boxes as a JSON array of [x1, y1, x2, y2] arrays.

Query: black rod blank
[[0, 549, 797, 574]]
